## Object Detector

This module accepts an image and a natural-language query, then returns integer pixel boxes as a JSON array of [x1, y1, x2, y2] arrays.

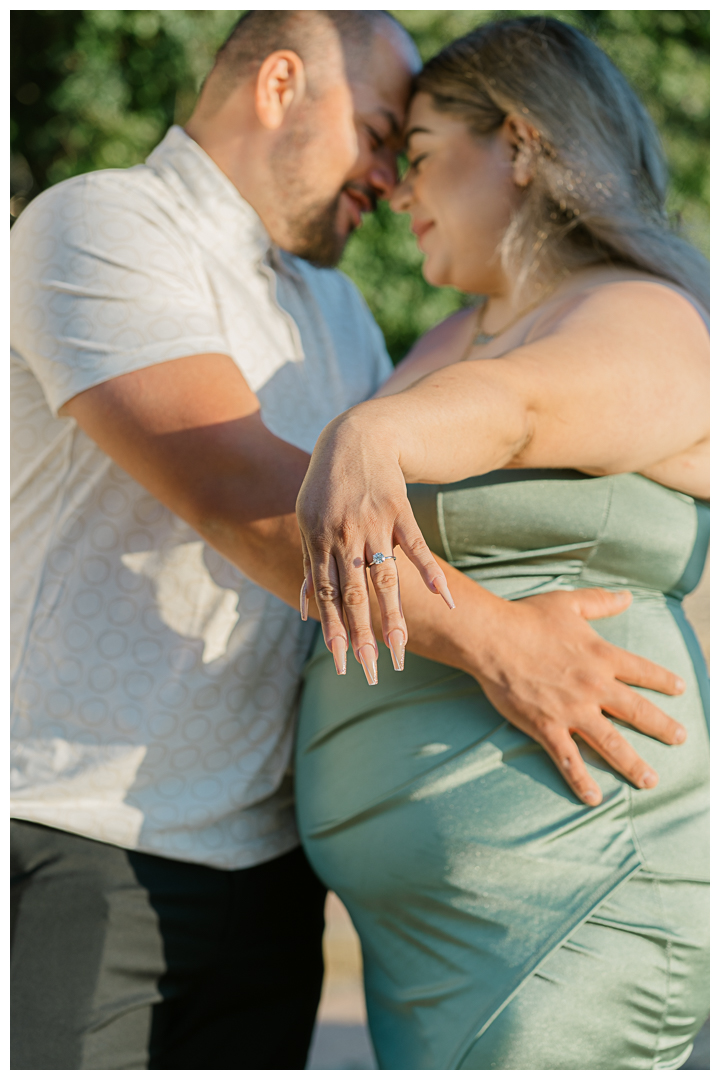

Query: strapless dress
[[296, 470, 709, 1069]]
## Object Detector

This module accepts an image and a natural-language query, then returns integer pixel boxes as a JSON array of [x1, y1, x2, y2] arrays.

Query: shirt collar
[[145, 125, 273, 262]]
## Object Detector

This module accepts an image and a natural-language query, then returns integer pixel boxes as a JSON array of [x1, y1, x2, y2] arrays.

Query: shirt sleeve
[[335, 269, 394, 394], [10, 172, 231, 415]]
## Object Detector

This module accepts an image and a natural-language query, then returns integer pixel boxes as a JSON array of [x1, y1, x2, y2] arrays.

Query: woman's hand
[[296, 404, 455, 682]]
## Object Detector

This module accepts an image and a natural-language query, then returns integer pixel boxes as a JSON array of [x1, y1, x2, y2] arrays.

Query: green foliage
[[11, 10, 709, 362]]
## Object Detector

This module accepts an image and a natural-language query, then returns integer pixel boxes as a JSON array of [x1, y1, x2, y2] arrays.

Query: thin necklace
[[471, 284, 558, 348]]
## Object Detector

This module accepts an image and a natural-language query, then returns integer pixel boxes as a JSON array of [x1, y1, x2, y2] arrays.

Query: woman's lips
[[411, 220, 434, 246]]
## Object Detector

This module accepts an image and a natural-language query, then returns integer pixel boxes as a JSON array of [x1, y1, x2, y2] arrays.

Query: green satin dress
[[296, 470, 709, 1070]]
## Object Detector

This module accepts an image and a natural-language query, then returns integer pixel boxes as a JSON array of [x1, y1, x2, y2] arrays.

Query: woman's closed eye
[[405, 153, 428, 176]]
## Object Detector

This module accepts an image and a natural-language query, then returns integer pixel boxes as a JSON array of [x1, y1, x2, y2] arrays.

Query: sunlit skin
[[393, 93, 525, 305], [58, 41, 695, 809], [185, 24, 415, 261], [296, 93, 709, 796], [380, 94, 709, 494]]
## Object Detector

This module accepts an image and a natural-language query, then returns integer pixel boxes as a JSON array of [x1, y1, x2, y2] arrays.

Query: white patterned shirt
[[10, 126, 392, 869]]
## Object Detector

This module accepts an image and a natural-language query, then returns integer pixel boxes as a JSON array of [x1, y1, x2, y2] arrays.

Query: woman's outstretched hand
[[296, 406, 454, 682]]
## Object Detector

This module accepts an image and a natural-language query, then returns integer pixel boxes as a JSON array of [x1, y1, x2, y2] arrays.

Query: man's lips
[[340, 187, 376, 230]]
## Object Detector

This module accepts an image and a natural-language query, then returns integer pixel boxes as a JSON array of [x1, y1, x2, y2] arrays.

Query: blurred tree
[[11, 10, 709, 361]]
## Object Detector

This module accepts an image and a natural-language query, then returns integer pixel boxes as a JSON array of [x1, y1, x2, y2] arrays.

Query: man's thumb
[[572, 587, 633, 621]]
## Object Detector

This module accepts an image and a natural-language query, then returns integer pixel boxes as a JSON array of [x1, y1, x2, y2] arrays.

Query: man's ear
[[502, 113, 542, 189], [255, 50, 307, 131]]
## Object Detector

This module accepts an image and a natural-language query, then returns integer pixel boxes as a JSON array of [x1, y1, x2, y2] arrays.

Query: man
[[11, 10, 686, 1070]]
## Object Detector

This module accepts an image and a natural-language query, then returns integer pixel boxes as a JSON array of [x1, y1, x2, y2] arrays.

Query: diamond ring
[[370, 552, 397, 566]]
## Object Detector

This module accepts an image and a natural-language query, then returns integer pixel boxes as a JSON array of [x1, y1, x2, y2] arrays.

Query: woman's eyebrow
[[404, 126, 432, 142]]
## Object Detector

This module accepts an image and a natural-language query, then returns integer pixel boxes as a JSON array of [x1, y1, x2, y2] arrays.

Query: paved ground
[[309, 563, 710, 1070]]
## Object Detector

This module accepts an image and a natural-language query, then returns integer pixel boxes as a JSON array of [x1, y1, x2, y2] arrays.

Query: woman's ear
[[502, 113, 542, 188], [255, 50, 307, 131]]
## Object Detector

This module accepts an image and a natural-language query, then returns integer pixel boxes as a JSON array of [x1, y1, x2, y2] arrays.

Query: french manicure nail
[[388, 629, 406, 672], [329, 637, 347, 676], [300, 579, 308, 621], [673, 726, 687, 744], [358, 644, 378, 686], [640, 769, 658, 788], [432, 576, 455, 610]]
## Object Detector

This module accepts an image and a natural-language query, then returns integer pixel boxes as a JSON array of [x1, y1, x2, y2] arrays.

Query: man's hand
[[378, 553, 686, 807], [454, 583, 686, 806]]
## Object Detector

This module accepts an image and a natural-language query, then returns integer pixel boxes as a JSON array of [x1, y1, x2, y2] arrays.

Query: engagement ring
[[370, 553, 396, 566]]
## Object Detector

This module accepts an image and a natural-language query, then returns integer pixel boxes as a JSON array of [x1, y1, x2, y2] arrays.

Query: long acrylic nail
[[388, 629, 406, 672], [300, 579, 308, 621], [640, 769, 658, 788], [432, 575, 455, 610], [329, 637, 347, 676], [358, 644, 378, 686]]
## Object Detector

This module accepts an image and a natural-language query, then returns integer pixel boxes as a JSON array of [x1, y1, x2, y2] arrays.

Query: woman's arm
[[372, 282, 709, 487], [296, 279, 708, 669]]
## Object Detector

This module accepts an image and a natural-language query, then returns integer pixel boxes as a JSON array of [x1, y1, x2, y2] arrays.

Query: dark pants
[[11, 820, 327, 1069]]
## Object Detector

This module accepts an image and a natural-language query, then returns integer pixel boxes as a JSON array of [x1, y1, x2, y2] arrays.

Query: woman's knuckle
[[373, 568, 398, 590], [305, 529, 332, 552], [333, 518, 356, 548], [342, 584, 368, 608], [316, 583, 340, 604], [407, 534, 429, 557]]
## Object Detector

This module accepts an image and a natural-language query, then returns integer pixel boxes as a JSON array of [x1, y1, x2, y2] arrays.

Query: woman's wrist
[[333, 398, 426, 481], [363, 397, 432, 482]]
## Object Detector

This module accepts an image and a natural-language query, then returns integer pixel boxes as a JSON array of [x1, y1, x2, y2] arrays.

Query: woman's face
[[391, 92, 523, 295]]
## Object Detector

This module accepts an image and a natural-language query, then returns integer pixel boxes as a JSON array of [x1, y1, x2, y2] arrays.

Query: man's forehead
[[351, 65, 414, 131], [348, 20, 417, 121], [350, 79, 410, 144]]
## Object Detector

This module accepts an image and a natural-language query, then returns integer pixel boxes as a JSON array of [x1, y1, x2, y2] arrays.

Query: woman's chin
[[422, 258, 487, 295], [421, 257, 453, 289]]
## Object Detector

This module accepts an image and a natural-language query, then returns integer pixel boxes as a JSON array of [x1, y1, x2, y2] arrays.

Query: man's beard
[[285, 191, 346, 268], [270, 122, 375, 268]]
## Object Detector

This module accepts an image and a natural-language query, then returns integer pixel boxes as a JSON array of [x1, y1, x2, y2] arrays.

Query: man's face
[[273, 29, 416, 267]]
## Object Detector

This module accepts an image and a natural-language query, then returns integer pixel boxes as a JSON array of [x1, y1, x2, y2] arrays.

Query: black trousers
[[11, 819, 327, 1069]]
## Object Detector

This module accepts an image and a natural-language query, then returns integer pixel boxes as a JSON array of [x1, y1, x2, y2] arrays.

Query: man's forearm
[[199, 508, 499, 677], [195, 509, 308, 612]]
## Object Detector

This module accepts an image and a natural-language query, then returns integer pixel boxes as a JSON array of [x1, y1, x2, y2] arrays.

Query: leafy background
[[11, 9, 709, 362]]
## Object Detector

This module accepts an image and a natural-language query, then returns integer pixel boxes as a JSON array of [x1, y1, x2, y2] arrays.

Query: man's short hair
[[212, 10, 413, 95]]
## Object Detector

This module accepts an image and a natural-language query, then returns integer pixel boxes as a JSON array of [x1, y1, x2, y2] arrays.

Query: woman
[[295, 18, 709, 1071]]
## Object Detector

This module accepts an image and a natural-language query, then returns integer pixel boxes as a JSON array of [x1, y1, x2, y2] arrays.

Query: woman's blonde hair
[[416, 16, 709, 309]]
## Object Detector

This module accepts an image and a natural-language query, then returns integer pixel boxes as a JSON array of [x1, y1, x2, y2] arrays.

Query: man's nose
[[367, 151, 398, 201], [389, 174, 412, 213]]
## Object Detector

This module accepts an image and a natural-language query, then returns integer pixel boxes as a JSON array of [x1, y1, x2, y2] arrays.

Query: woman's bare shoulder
[[376, 306, 479, 397], [527, 273, 708, 347]]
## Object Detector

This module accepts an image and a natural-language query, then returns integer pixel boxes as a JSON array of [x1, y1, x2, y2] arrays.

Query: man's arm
[[62, 352, 686, 807], [60, 352, 310, 603]]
